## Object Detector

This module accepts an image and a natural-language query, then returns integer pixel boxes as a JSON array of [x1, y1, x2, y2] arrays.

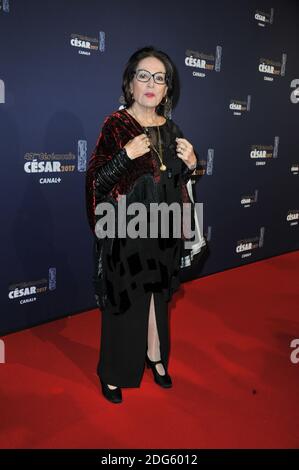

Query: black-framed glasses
[[134, 69, 167, 85]]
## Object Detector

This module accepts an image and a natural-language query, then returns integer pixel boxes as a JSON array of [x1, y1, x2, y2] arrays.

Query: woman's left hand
[[175, 137, 197, 170]]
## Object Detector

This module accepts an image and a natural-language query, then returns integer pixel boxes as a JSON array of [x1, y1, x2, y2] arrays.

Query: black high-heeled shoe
[[145, 354, 172, 388], [100, 378, 122, 404]]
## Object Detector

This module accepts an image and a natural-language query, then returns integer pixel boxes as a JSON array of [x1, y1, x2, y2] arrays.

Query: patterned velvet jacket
[[86, 108, 197, 234]]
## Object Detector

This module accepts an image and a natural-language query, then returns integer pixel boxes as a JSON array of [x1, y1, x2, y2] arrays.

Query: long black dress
[[96, 119, 189, 387], [103, 120, 184, 315]]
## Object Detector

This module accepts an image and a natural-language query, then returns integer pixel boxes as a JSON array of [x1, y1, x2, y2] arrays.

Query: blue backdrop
[[1, 0, 298, 334]]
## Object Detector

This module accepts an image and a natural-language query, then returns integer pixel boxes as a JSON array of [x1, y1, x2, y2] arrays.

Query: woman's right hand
[[124, 133, 151, 160]]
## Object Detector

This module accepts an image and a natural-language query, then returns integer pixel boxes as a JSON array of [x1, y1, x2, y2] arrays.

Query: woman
[[86, 45, 204, 404]]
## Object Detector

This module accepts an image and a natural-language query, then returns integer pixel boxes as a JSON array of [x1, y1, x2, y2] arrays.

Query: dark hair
[[121, 45, 178, 116]]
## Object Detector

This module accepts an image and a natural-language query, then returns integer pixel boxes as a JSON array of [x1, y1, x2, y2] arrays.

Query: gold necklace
[[129, 108, 167, 171], [145, 125, 167, 171]]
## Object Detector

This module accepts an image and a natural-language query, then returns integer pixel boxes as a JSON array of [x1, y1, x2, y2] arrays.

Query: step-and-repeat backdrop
[[1, 0, 298, 334]]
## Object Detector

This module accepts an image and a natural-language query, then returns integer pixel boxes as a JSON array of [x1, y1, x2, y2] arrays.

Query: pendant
[[160, 164, 167, 171]]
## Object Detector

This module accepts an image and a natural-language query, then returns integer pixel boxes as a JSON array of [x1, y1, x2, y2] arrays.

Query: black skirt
[[97, 290, 169, 387]]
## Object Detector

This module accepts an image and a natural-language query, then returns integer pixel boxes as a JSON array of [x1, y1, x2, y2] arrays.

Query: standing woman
[[86, 46, 204, 404]]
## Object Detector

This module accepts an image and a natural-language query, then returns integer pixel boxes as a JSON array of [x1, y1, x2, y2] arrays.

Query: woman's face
[[129, 56, 168, 111]]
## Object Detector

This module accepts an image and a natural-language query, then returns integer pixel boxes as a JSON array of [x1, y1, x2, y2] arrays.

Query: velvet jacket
[[86, 108, 197, 232], [85, 108, 204, 311]]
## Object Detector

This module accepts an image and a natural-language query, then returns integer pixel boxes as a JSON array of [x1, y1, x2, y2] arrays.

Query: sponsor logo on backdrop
[[250, 137, 279, 166], [23, 140, 87, 184], [286, 210, 299, 226], [229, 96, 251, 115], [187, 158, 208, 182], [0, 0, 10, 13], [291, 164, 298, 175], [185, 46, 222, 78], [191, 150, 213, 178], [258, 54, 287, 81], [206, 149, 214, 176], [254, 8, 274, 27], [70, 31, 105, 56], [241, 190, 258, 208], [235, 227, 265, 259], [290, 79, 299, 104], [0, 79, 4, 104], [48, 267, 56, 290], [193, 159, 206, 178], [78, 140, 87, 172], [8, 268, 56, 305]]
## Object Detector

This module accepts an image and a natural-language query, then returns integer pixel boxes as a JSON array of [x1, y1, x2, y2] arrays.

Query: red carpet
[[1, 251, 299, 449]]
